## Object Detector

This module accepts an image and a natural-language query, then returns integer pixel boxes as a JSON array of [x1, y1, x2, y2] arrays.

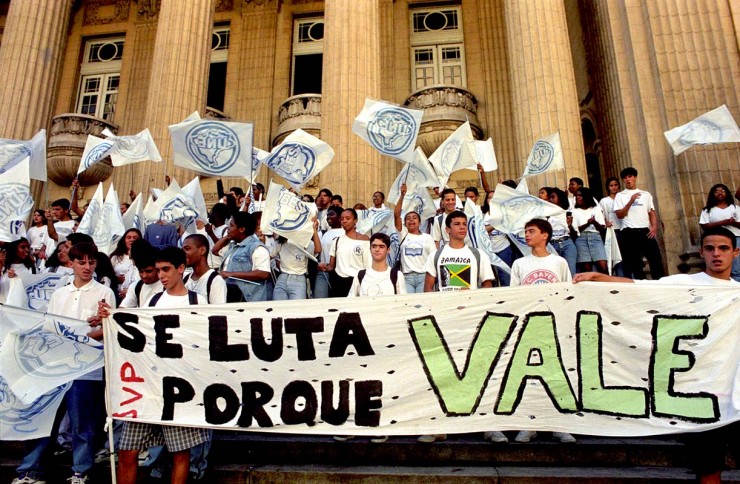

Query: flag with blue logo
[[356, 208, 394, 236], [122, 192, 146, 235], [352, 98, 424, 164], [244, 147, 269, 185], [260, 181, 317, 249], [77, 182, 125, 255], [143, 178, 200, 230], [101, 127, 162, 166], [664, 104, 740, 156], [0, 157, 34, 243], [0, 306, 103, 440], [182, 177, 209, 226], [388, 148, 438, 204], [169, 112, 254, 177], [18, 272, 66, 312], [263, 129, 335, 191], [521, 132, 564, 177], [77, 134, 114, 174], [0, 129, 47, 182]]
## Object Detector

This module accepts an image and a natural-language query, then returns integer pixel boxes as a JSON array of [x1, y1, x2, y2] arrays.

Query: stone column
[[137, 0, 213, 191], [321, 0, 382, 206], [504, 0, 586, 188], [0, 0, 73, 202]]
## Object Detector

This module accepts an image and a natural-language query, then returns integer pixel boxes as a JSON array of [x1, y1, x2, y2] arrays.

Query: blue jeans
[[313, 272, 330, 298], [17, 380, 104, 478], [404, 272, 426, 293], [495, 245, 515, 287], [550, 237, 577, 276], [272, 273, 307, 300]]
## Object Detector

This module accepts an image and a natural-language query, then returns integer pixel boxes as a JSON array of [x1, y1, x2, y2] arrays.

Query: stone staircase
[[2, 431, 738, 483]]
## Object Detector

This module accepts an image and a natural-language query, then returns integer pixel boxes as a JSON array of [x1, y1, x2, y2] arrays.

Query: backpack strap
[[148, 291, 163, 307], [134, 280, 144, 305], [205, 270, 218, 303], [357, 269, 366, 284], [390, 267, 399, 294], [188, 290, 199, 305], [183, 273, 191, 283]]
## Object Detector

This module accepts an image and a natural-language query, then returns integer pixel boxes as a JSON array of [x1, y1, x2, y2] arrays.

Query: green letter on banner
[[650, 316, 719, 423], [577, 312, 648, 417], [495, 313, 578, 414], [408, 313, 517, 415]]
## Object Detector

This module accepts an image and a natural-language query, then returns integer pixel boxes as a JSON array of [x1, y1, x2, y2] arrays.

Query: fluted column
[[0, 0, 73, 202], [504, 0, 586, 188], [137, 0, 213, 190], [321, 0, 382, 206]]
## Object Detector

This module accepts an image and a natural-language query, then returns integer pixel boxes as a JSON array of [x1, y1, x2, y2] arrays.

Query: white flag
[[169, 112, 254, 177], [122, 193, 146, 235], [352, 98, 423, 164], [462, 138, 497, 173], [464, 202, 510, 275], [488, 183, 565, 235], [664, 104, 740, 155], [515, 177, 529, 194], [264, 129, 335, 190], [143, 179, 199, 229], [182, 177, 208, 225], [0, 129, 47, 182], [522, 132, 564, 177], [402, 185, 437, 224], [429, 121, 475, 179], [76, 183, 110, 252], [78, 135, 114, 174], [388, 148, 439, 204], [260, 181, 317, 249], [244, 148, 269, 185], [103, 185, 126, 254], [101, 127, 162, 166], [0, 158, 34, 243], [18, 272, 67, 312], [356, 208, 394, 236]]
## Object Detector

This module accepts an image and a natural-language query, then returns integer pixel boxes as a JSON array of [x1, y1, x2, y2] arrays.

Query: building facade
[[0, 0, 738, 273]]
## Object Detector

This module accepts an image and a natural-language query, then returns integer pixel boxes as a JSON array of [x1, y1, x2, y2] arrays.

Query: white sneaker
[[370, 435, 388, 443], [514, 430, 537, 442], [67, 474, 88, 484], [417, 434, 447, 443], [483, 430, 509, 443], [12, 476, 46, 484], [553, 432, 576, 443], [333, 435, 355, 441]]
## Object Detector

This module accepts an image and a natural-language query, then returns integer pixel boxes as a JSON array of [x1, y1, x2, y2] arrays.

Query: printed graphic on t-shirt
[[353, 245, 364, 256], [522, 269, 559, 285], [439, 256, 471, 289]]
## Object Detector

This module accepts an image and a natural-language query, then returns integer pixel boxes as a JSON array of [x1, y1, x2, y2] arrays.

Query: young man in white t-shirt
[[612, 167, 664, 279], [118, 241, 163, 308], [348, 233, 406, 297], [509, 219, 575, 444], [46, 198, 76, 244], [425, 210, 494, 292], [315, 206, 344, 298], [183, 234, 227, 304], [431, 188, 460, 249]]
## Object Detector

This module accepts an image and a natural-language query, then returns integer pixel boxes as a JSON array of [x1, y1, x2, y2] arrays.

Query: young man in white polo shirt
[[348, 233, 406, 297], [612, 167, 665, 279], [13, 242, 115, 484]]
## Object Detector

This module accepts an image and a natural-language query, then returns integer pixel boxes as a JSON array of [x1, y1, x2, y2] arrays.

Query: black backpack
[[356, 268, 400, 295], [148, 290, 199, 307], [183, 271, 219, 303]]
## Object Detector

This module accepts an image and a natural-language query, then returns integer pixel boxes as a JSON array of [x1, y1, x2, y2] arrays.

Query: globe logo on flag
[[0, 142, 32, 173], [441, 139, 462, 168], [271, 192, 311, 231], [160, 197, 198, 228], [267, 143, 316, 184], [0, 378, 70, 431], [83, 141, 114, 169], [500, 196, 537, 229], [115, 135, 148, 158], [528, 141, 555, 174], [0, 183, 33, 219], [367, 108, 417, 156], [186, 122, 240, 174], [677, 119, 722, 147]]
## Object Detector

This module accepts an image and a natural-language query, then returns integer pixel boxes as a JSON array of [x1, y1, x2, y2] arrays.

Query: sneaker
[[553, 432, 576, 443], [333, 435, 355, 441], [12, 476, 46, 484], [417, 434, 447, 443], [53, 446, 72, 457], [515, 430, 537, 442], [370, 435, 388, 443], [138, 449, 150, 462], [483, 430, 509, 443], [67, 474, 88, 484]]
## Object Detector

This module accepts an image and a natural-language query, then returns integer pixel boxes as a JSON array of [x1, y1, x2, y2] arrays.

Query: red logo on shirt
[[522, 270, 559, 285]]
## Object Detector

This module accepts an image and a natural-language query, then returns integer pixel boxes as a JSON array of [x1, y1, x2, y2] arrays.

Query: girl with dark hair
[[44, 240, 74, 276], [110, 229, 142, 290], [319, 208, 370, 297], [538, 187, 550, 201], [4, 238, 36, 275], [599, 177, 622, 230], [699, 183, 740, 281], [547, 188, 578, 275], [27, 210, 51, 269], [394, 184, 436, 293], [573, 187, 608, 273]]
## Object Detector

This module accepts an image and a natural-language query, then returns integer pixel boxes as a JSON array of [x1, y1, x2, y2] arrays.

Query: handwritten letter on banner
[[105, 284, 740, 436]]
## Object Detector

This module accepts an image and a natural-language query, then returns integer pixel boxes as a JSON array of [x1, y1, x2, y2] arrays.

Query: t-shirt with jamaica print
[[425, 244, 493, 291]]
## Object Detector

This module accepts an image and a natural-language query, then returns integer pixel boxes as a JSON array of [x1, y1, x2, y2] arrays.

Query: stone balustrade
[[273, 94, 322, 146]]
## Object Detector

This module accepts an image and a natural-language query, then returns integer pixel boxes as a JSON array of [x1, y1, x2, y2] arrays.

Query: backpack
[[134, 279, 145, 305], [357, 268, 400, 295], [183, 271, 219, 303], [148, 290, 199, 307]]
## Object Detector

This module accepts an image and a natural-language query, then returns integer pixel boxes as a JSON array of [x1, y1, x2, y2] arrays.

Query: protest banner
[[664, 105, 740, 156], [104, 283, 739, 437]]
